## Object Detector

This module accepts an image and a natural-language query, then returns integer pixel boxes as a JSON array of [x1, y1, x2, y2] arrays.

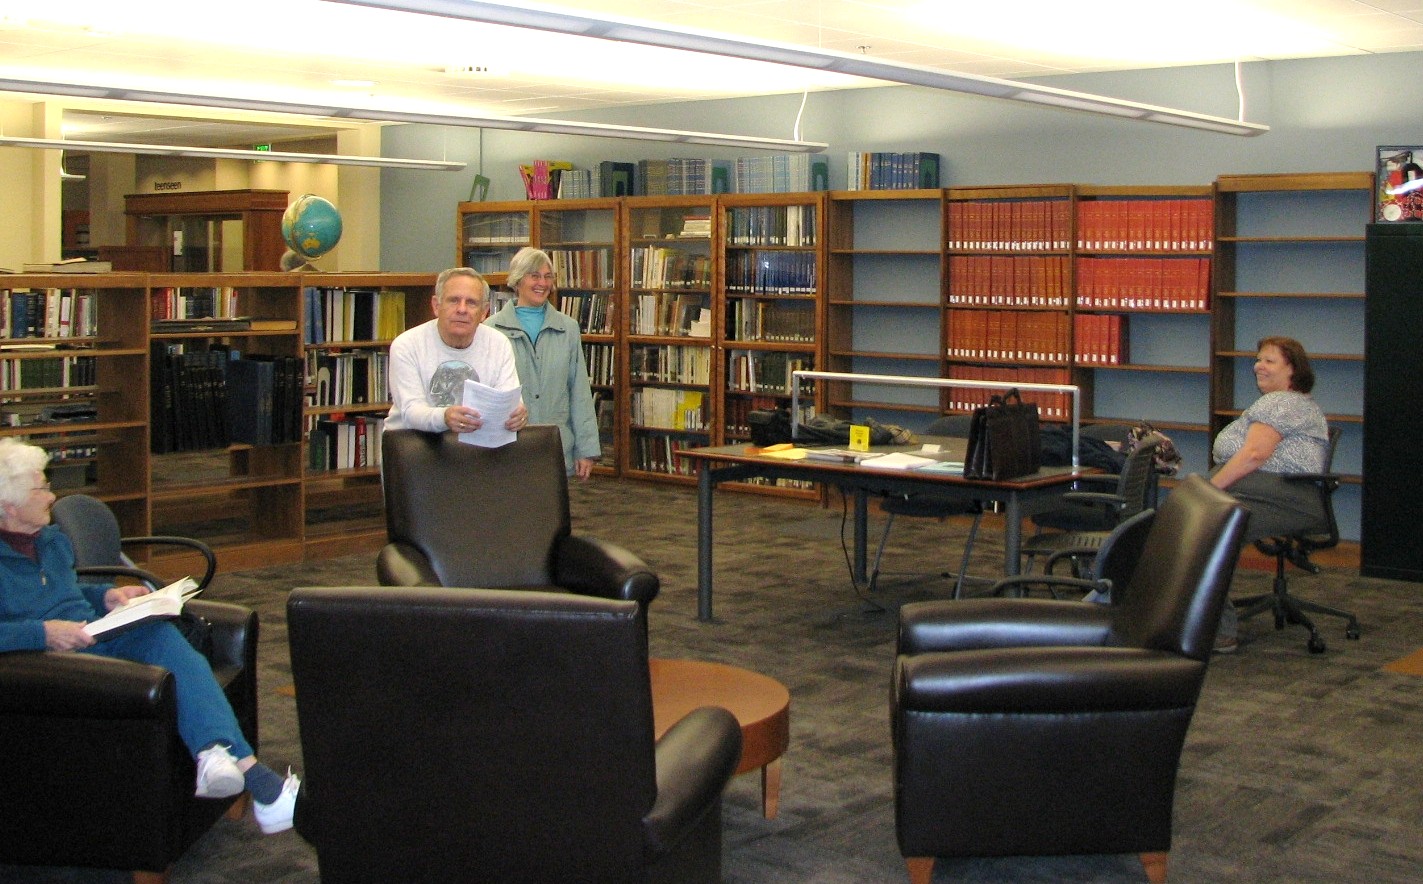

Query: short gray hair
[[0, 438, 50, 508], [507, 247, 554, 291], [435, 267, 490, 308]]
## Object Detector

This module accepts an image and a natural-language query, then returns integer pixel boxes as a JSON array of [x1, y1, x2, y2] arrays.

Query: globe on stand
[[281, 194, 343, 271]]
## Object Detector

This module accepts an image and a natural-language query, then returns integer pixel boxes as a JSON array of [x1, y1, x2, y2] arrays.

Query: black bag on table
[[963, 388, 1042, 480], [747, 409, 907, 448]]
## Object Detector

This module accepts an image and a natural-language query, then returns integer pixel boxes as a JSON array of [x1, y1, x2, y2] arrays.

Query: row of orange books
[[947, 199, 1073, 251], [947, 365, 1074, 420], [1075, 257, 1212, 311], [948, 255, 1072, 307], [948, 310, 1070, 364], [1073, 314, 1130, 366], [1076, 199, 1214, 252]]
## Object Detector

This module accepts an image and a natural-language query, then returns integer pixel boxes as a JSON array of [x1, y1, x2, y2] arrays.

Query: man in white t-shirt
[[385, 268, 529, 433]]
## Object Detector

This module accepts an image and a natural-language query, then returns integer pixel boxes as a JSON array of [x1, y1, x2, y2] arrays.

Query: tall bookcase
[[623, 196, 717, 481], [1073, 185, 1215, 470], [1, 274, 148, 536], [717, 192, 826, 497], [824, 189, 945, 425], [943, 185, 1075, 422], [1212, 172, 1372, 540], [458, 198, 622, 473], [302, 273, 435, 558], [0, 270, 440, 574]]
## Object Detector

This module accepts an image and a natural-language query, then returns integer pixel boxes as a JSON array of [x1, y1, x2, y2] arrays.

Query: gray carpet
[[7, 476, 1423, 883]]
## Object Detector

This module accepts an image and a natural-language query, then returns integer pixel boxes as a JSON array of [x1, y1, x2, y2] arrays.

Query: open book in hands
[[83, 576, 202, 640]]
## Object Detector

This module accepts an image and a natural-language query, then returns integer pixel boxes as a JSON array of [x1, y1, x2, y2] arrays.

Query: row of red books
[[948, 310, 1070, 364], [1075, 257, 1211, 311], [947, 366, 1074, 420], [948, 255, 1072, 307], [1073, 314, 1130, 365], [947, 199, 1073, 251], [1076, 199, 1214, 252]]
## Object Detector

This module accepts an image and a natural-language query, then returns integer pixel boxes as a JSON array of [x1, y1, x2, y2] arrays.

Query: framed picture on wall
[[1375, 146, 1423, 221]]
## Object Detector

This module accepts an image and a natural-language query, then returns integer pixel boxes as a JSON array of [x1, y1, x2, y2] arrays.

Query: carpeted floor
[[6, 476, 1423, 883]]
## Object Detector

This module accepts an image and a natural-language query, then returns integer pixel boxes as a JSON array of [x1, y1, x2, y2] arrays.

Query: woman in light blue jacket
[[486, 247, 601, 478]]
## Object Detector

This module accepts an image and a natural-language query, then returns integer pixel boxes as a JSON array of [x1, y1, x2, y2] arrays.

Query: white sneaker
[[194, 744, 244, 799], [253, 771, 300, 835]]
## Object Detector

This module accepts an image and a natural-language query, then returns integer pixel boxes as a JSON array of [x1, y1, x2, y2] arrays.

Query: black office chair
[[50, 493, 218, 591], [868, 414, 983, 599], [1019, 432, 1164, 576], [1232, 426, 1360, 653], [991, 507, 1156, 603]]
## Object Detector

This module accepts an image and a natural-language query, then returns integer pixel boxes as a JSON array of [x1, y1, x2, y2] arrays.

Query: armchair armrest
[[554, 535, 660, 607], [1069, 474, 1122, 491], [898, 598, 1113, 655], [119, 535, 218, 590], [644, 706, 742, 857], [894, 646, 1206, 714], [990, 574, 1101, 600], [376, 542, 443, 586], [187, 599, 257, 673], [0, 652, 171, 719]]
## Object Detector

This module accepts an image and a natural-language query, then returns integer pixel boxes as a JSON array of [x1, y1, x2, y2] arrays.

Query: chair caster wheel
[[1346, 625, 1361, 640], [1307, 635, 1327, 654]]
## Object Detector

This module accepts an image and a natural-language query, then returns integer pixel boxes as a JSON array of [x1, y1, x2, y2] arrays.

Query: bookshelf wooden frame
[[1212, 171, 1373, 538]]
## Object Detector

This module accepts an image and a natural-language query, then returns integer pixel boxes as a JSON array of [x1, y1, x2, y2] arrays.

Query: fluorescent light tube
[[325, 0, 1269, 136]]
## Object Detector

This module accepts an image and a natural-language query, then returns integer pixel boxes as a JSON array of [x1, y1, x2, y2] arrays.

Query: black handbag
[[963, 388, 1042, 480]]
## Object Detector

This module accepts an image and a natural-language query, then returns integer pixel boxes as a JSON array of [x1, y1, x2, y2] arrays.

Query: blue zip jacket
[[0, 526, 111, 652]]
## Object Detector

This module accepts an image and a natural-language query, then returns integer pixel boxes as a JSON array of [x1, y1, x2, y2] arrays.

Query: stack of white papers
[[859, 452, 939, 470]]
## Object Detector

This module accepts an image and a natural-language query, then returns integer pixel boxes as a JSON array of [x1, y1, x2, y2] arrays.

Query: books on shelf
[[1075, 198, 1214, 252], [1, 288, 98, 339], [83, 576, 201, 640], [847, 152, 940, 190]]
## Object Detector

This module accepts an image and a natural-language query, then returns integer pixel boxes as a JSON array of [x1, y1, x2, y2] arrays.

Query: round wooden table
[[649, 658, 791, 819]]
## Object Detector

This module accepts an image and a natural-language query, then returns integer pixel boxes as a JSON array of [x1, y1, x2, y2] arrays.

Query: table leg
[[853, 487, 869, 584], [698, 465, 715, 622], [1004, 491, 1022, 575], [761, 758, 782, 819]]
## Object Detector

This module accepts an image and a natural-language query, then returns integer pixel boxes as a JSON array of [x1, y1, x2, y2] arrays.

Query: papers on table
[[803, 448, 885, 464], [459, 379, 522, 448], [858, 451, 940, 470]]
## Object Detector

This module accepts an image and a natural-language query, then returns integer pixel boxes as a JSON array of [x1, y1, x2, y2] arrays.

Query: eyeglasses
[[31, 482, 51, 492]]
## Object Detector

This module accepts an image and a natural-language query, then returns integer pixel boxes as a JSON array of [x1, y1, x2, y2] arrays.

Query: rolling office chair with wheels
[[991, 508, 1156, 603], [867, 415, 983, 599], [1018, 432, 1164, 576], [1232, 426, 1359, 653]]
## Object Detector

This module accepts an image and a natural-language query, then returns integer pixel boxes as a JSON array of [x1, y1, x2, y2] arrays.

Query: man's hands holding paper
[[456, 380, 527, 447]]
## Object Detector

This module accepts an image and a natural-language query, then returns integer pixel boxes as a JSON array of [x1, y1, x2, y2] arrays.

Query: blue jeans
[[84, 620, 253, 760]]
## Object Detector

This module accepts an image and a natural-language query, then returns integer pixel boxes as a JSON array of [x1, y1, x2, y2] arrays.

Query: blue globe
[[281, 194, 343, 260]]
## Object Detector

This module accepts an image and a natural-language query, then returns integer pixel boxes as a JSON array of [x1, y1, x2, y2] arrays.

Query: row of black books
[[149, 343, 302, 453]]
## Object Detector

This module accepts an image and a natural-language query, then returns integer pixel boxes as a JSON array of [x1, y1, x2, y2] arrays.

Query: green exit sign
[[253, 143, 271, 151]]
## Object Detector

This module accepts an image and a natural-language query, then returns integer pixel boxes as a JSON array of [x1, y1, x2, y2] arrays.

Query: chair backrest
[[1114, 432, 1165, 518], [381, 426, 569, 587], [1301, 424, 1343, 548], [1091, 507, 1156, 604], [288, 585, 657, 882], [1111, 475, 1249, 659], [49, 493, 126, 568]]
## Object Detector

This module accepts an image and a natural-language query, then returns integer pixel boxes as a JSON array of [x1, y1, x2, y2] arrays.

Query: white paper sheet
[[459, 379, 522, 448]]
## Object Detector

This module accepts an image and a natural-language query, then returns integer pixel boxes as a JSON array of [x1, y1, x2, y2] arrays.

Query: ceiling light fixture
[[326, 0, 1270, 137], [0, 77, 828, 152], [0, 134, 467, 170]]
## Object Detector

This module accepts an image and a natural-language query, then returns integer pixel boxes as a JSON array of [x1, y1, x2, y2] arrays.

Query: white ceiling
[[3, 0, 1423, 147]]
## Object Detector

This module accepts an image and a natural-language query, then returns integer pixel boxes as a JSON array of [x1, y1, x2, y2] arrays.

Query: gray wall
[[381, 51, 1423, 270]]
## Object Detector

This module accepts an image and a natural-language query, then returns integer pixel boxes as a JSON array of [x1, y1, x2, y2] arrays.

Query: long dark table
[[678, 441, 1093, 621]]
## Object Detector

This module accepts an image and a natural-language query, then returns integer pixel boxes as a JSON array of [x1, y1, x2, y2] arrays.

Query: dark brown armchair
[[891, 475, 1248, 884], [287, 585, 742, 883], [0, 599, 258, 883], [378, 426, 659, 609]]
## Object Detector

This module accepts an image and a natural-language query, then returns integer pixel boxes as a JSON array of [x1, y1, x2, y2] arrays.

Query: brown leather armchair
[[0, 599, 258, 883], [378, 426, 659, 609], [288, 586, 742, 883], [891, 475, 1248, 884]]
